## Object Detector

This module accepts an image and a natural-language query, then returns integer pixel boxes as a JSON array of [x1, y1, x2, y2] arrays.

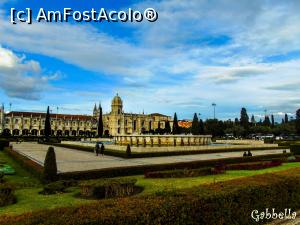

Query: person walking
[[247, 150, 252, 157], [95, 143, 100, 156], [100, 144, 105, 156]]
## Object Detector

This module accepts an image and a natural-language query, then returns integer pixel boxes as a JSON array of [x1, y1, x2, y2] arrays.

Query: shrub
[[225, 161, 282, 170], [0, 183, 16, 207], [43, 147, 57, 182], [0, 141, 9, 151], [41, 181, 65, 195], [0, 172, 4, 183], [290, 144, 300, 155], [144, 167, 220, 178], [80, 178, 137, 199], [40, 180, 77, 195]]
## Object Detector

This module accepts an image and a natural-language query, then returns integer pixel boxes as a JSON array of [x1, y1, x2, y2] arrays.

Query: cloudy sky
[[0, 0, 299, 121]]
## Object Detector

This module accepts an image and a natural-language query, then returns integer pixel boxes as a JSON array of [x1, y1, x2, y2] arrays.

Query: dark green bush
[[43, 147, 57, 183], [145, 167, 219, 178], [40, 180, 78, 195], [0, 172, 4, 183], [0, 141, 9, 151], [41, 181, 65, 195], [0, 183, 16, 207], [80, 178, 137, 199], [290, 144, 300, 155]]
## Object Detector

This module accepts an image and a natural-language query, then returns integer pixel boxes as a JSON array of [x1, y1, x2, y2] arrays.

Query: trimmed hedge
[[144, 167, 224, 178], [1, 168, 300, 224], [58, 153, 291, 180], [45, 143, 284, 158], [40, 180, 78, 195], [225, 161, 282, 170], [80, 178, 137, 199], [0, 172, 4, 183], [4, 148, 43, 180], [0, 140, 9, 151], [0, 182, 16, 207]]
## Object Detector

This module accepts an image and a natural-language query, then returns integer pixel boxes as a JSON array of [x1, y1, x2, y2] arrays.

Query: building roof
[[5, 111, 94, 120], [112, 94, 123, 106]]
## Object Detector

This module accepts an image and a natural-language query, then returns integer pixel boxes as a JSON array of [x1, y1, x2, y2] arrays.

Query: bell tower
[[111, 94, 123, 115]]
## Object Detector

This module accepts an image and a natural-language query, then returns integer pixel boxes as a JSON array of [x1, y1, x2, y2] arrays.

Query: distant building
[[0, 94, 172, 137], [178, 120, 192, 129]]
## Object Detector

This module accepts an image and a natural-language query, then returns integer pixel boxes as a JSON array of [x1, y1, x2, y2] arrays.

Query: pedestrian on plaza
[[243, 151, 247, 157], [94, 143, 100, 156], [247, 150, 252, 157], [100, 144, 105, 156]]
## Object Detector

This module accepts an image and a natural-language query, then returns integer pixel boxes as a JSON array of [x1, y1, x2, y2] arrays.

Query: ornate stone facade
[[0, 95, 171, 136]]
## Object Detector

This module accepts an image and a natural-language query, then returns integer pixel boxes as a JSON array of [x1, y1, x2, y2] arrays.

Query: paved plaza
[[11, 142, 289, 173]]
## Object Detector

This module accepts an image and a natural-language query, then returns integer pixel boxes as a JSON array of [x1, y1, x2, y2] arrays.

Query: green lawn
[[1, 149, 300, 216], [0, 151, 40, 187]]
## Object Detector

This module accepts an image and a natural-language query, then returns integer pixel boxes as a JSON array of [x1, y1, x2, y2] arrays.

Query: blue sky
[[0, 0, 299, 121]]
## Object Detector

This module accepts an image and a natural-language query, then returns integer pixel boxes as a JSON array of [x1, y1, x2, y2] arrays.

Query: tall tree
[[285, 113, 289, 123], [251, 115, 256, 124], [44, 106, 51, 137], [271, 114, 275, 128], [191, 113, 199, 135], [240, 108, 249, 130], [165, 121, 171, 134], [97, 104, 103, 137], [234, 118, 239, 125], [296, 109, 300, 134], [199, 119, 205, 134], [172, 113, 180, 134], [263, 115, 271, 127]]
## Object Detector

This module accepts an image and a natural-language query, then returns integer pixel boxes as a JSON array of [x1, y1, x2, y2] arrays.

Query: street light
[[212, 103, 216, 119]]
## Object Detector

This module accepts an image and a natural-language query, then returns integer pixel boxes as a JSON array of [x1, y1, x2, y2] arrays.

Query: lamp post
[[212, 103, 216, 119]]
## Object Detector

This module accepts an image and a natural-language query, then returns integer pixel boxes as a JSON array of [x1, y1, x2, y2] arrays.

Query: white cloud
[[0, 46, 54, 100]]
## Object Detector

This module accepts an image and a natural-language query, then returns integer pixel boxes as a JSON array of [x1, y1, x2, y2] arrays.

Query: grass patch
[[0, 151, 40, 188], [0, 187, 96, 216]]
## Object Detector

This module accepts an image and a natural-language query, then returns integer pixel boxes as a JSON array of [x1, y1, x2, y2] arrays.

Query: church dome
[[112, 94, 123, 106]]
